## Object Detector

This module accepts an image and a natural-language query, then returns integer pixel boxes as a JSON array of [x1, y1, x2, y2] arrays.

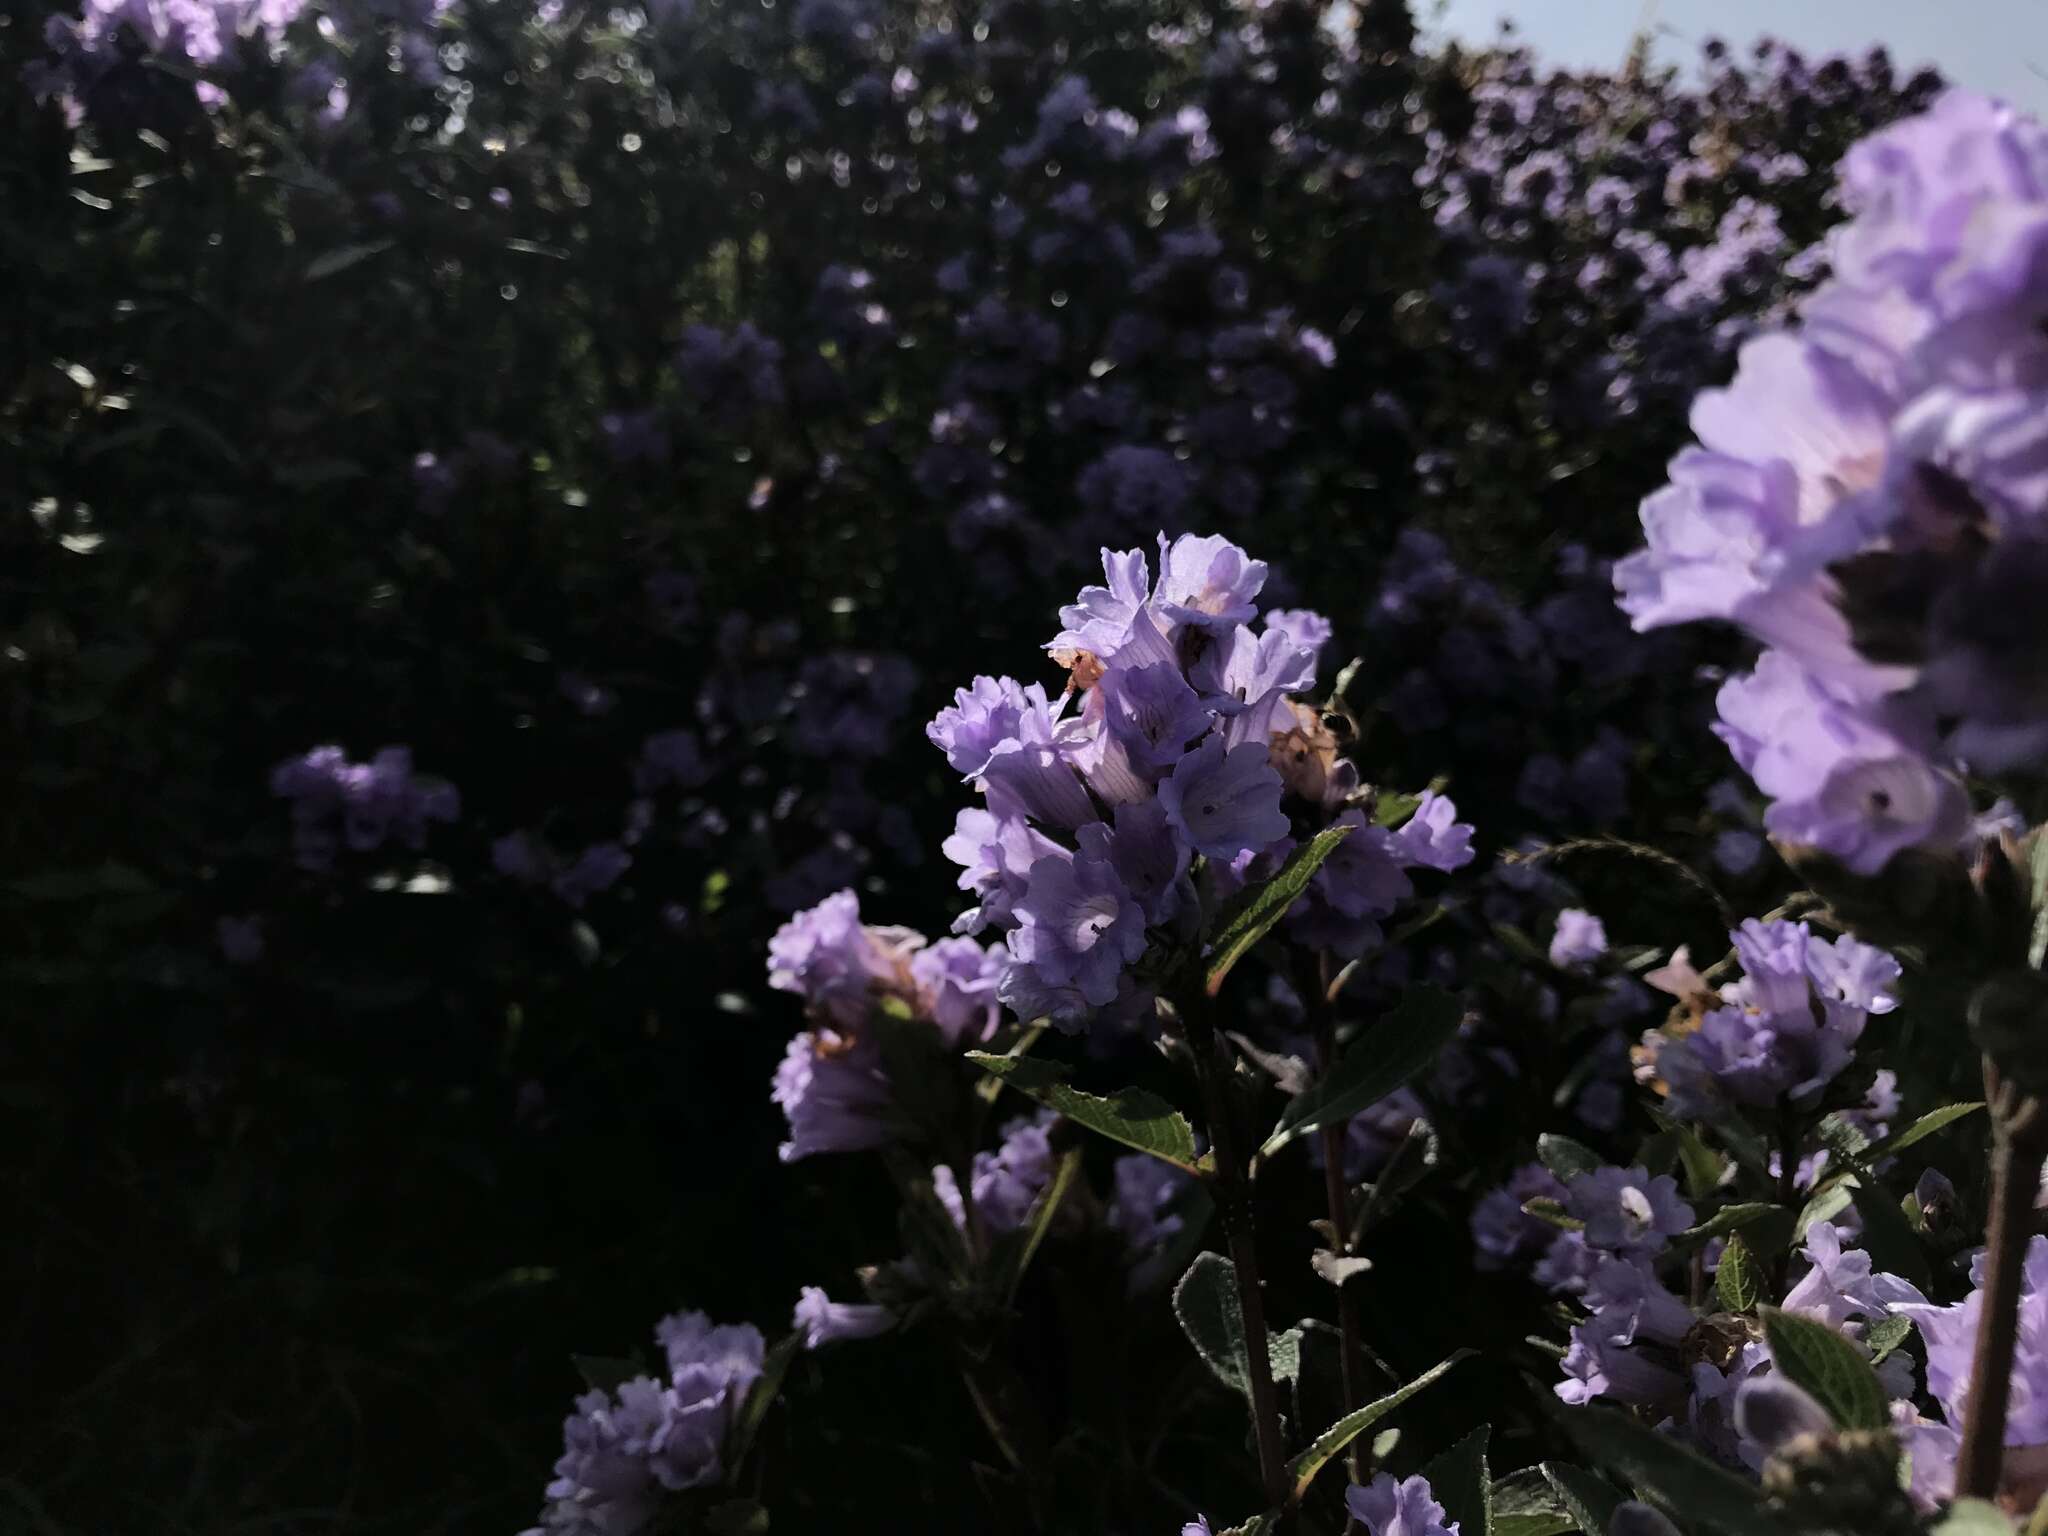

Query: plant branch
[[1956, 1064, 2048, 1499], [1182, 990, 1292, 1508], [1304, 954, 1368, 1489]]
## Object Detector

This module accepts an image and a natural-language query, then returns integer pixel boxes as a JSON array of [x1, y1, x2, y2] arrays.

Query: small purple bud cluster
[[268, 744, 459, 873]]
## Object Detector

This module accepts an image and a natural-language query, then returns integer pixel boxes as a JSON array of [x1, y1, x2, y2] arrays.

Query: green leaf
[[1556, 1405, 1792, 1536], [1171, 1253, 1301, 1401], [1674, 1202, 1790, 1251], [1715, 1234, 1761, 1314], [968, 1052, 1201, 1174], [1936, 1499, 2017, 1536], [1541, 1464, 1622, 1536], [6, 861, 155, 902], [996, 1147, 1083, 1302], [1205, 823, 1355, 996], [1537, 1134, 1604, 1182], [1492, 1468, 1577, 1536], [1374, 790, 1423, 828], [1760, 1307, 1889, 1432], [1285, 1352, 1471, 1504], [724, 1332, 804, 1473], [1670, 1123, 1727, 1201], [1794, 1179, 1856, 1239], [1859, 1102, 1984, 1164], [1424, 1427, 1491, 1536], [1520, 1197, 1585, 1232], [1848, 1177, 1933, 1294], [1866, 1314, 1913, 1366], [1260, 985, 1465, 1158], [304, 240, 394, 281]]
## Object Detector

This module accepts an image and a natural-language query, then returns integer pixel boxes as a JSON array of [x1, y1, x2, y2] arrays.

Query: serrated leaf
[[1492, 1467, 1577, 1536], [1761, 1307, 1889, 1432], [1848, 1177, 1933, 1294], [968, 1052, 1201, 1174], [1537, 1133, 1604, 1182], [1171, 1253, 1300, 1401], [304, 240, 394, 281], [1374, 790, 1422, 828], [1424, 1426, 1491, 1536], [1285, 1352, 1471, 1504], [1866, 1313, 1912, 1365], [1556, 1406, 1791, 1535], [724, 1332, 803, 1473], [1646, 1109, 1726, 1200], [1794, 1178, 1855, 1238], [1261, 984, 1464, 1158], [1205, 823, 1355, 996], [1715, 1234, 1761, 1313], [1541, 1464, 1621, 1536], [1860, 1102, 1984, 1164]]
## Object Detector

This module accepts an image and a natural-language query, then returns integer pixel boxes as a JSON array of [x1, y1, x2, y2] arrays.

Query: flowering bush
[[24, 0, 2048, 1531]]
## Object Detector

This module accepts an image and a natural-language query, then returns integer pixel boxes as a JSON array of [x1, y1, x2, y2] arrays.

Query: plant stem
[[1184, 993, 1292, 1508], [1305, 956, 1368, 1487], [1956, 1065, 2048, 1500]]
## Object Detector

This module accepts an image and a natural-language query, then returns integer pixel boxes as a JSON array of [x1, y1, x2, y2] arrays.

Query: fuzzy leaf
[[1715, 1234, 1761, 1314], [1171, 1253, 1300, 1401], [1261, 984, 1465, 1158], [1310, 1250, 1374, 1286], [968, 1053, 1201, 1174], [1674, 1202, 1789, 1251], [1761, 1307, 1889, 1432], [1492, 1467, 1577, 1536], [1286, 1352, 1471, 1504], [1859, 1102, 1984, 1164], [1541, 1464, 1621, 1536], [1537, 1133, 1604, 1182], [1205, 823, 1355, 996], [2032, 829, 2048, 971], [1866, 1314, 1913, 1366], [1424, 1426, 1492, 1536], [1556, 1405, 1792, 1535]]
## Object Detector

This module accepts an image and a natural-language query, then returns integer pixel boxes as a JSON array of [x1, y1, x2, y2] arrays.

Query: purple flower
[[792, 1288, 894, 1349], [771, 1028, 898, 1162], [1714, 653, 1967, 874], [928, 676, 1053, 777], [1006, 850, 1149, 1010], [1108, 1154, 1195, 1292], [1642, 917, 1899, 1118], [1101, 663, 1212, 776], [767, 889, 923, 1026], [935, 1111, 1056, 1233], [1390, 792, 1475, 873], [1158, 737, 1288, 859], [552, 843, 631, 909], [1549, 908, 1608, 969], [1472, 1163, 1569, 1270], [269, 744, 459, 872], [1346, 1473, 1459, 1536], [909, 936, 1007, 1045], [1895, 1236, 2048, 1450], [1564, 1165, 1694, 1257], [1153, 532, 1268, 634]]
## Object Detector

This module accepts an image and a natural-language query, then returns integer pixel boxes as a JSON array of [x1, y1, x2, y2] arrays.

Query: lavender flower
[[792, 1288, 894, 1349], [270, 745, 459, 873], [1637, 917, 1899, 1117], [1563, 1165, 1694, 1257], [1471, 1163, 1568, 1270], [1346, 1473, 1459, 1536], [1549, 908, 1608, 969]]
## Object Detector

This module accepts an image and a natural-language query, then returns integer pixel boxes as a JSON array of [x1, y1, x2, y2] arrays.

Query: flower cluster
[[524, 1310, 764, 1536], [766, 889, 1004, 1161], [1617, 90, 2048, 873], [1634, 918, 1901, 1119], [268, 744, 459, 873], [932, 532, 1473, 1031]]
